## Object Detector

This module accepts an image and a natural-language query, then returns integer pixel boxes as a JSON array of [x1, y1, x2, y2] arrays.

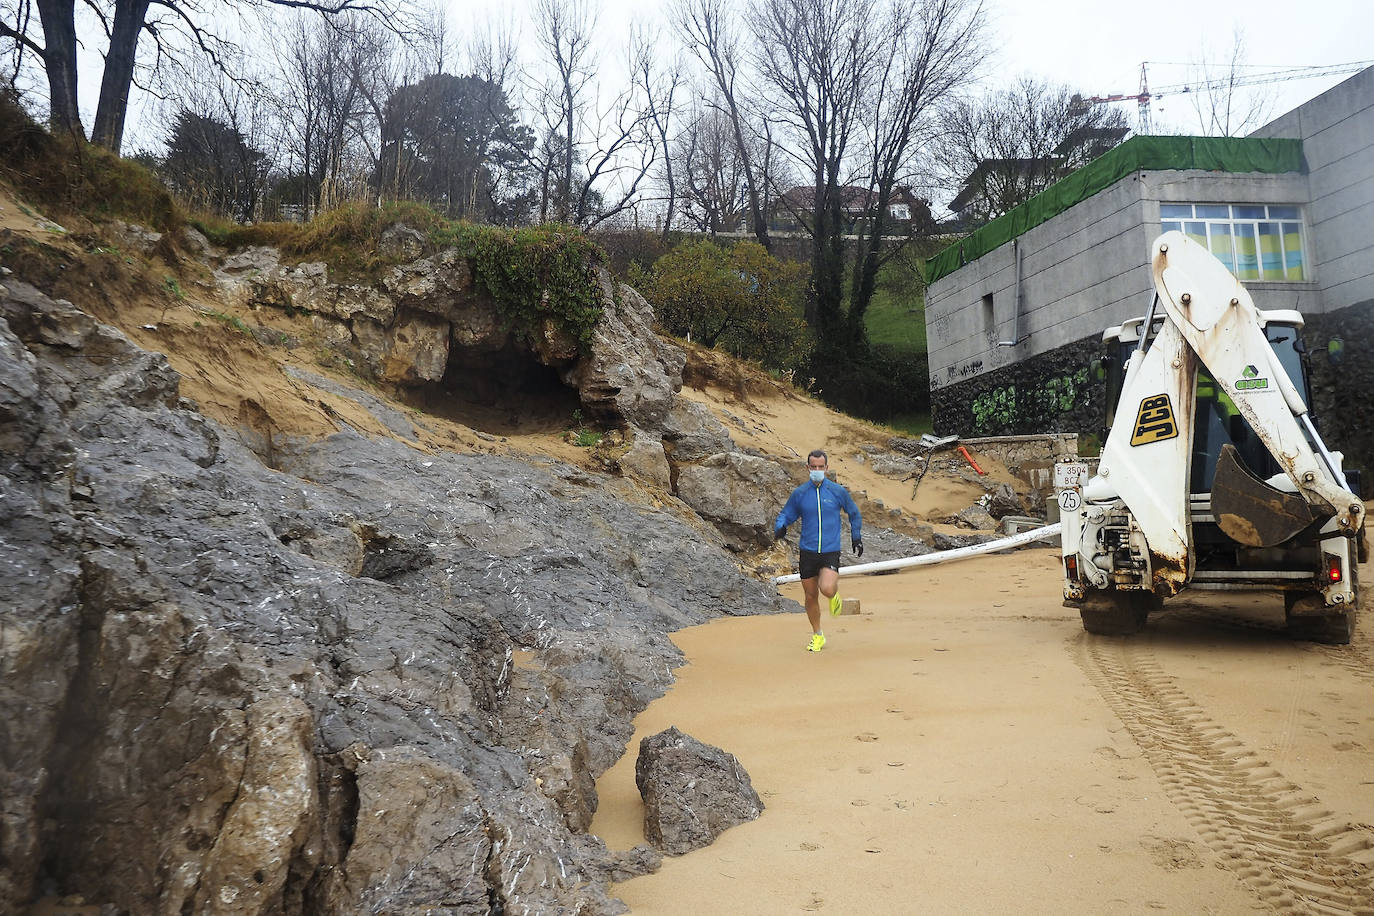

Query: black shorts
[[798, 549, 841, 580]]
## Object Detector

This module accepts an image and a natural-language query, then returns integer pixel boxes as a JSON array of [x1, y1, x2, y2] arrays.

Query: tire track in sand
[[1073, 634, 1374, 913], [1164, 605, 1374, 688]]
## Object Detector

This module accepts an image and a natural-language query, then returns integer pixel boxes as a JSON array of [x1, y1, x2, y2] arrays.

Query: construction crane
[[1072, 60, 1373, 133]]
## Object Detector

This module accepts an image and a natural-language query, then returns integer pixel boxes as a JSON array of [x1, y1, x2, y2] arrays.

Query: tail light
[[1324, 553, 1343, 584], [1064, 555, 1080, 581]]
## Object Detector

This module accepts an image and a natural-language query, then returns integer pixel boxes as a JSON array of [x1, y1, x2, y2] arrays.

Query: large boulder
[[618, 432, 672, 489], [986, 481, 1026, 519], [635, 727, 763, 856], [563, 275, 686, 431], [377, 310, 451, 385], [661, 398, 734, 462], [955, 503, 1000, 531], [675, 451, 791, 550]]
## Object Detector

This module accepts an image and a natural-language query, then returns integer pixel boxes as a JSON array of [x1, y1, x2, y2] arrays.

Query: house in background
[[771, 185, 933, 235], [948, 158, 1063, 226], [947, 126, 1131, 226], [923, 66, 1374, 470]]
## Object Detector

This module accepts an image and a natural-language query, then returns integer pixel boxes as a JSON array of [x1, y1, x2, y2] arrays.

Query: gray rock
[[181, 225, 213, 258], [619, 432, 672, 488], [934, 531, 998, 550], [987, 482, 1026, 519], [675, 451, 791, 549], [635, 727, 762, 856], [383, 248, 471, 318], [378, 223, 427, 261], [869, 452, 923, 477], [661, 398, 734, 462], [563, 276, 685, 430], [107, 220, 163, 255], [216, 244, 281, 278], [376, 310, 450, 385], [284, 367, 418, 440], [955, 503, 1000, 530], [0, 282, 794, 915]]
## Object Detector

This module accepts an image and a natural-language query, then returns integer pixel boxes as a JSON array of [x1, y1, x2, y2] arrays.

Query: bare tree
[[524, 0, 660, 229], [670, 0, 773, 250], [630, 27, 683, 239], [1184, 29, 1274, 137], [270, 14, 394, 215], [747, 0, 987, 356], [530, 0, 596, 223], [1, 0, 405, 152], [940, 76, 1129, 224], [847, 0, 989, 338], [674, 102, 750, 233]]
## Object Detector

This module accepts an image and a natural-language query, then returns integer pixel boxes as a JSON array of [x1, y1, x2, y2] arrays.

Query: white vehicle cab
[[1058, 231, 1366, 643]]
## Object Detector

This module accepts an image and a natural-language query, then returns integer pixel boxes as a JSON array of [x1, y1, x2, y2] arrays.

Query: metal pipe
[[771, 523, 1062, 585], [1299, 412, 1354, 493]]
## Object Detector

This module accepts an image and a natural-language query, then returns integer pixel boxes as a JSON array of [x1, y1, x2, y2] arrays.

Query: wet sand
[[591, 549, 1374, 914]]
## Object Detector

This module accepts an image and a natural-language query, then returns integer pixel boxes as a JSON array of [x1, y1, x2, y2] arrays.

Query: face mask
[[809, 469, 826, 484]]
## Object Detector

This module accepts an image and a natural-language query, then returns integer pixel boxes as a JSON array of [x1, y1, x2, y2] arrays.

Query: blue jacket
[[776, 478, 862, 553]]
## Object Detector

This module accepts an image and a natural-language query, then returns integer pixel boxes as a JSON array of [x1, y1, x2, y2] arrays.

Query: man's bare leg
[[817, 567, 839, 607], [800, 576, 821, 633]]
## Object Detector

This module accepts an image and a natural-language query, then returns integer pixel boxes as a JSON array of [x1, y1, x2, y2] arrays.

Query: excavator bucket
[[1211, 443, 1322, 547]]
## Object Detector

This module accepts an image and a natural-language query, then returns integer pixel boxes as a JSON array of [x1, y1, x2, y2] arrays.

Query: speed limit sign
[[1057, 488, 1082, 512]]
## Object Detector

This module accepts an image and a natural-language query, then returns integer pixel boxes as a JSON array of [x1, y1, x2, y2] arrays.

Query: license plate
[[1054, 460, 1089, 491]]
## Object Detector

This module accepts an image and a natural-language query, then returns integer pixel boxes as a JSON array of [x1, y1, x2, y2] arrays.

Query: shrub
[[812, 343, 930, 424], [633, 239, 811, 372], [440, 222, 607, 351], [0, 95, 178, 232]]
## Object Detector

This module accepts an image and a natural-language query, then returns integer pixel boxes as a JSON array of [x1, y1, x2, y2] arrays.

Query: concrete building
[[924, 67, 1374, 470]]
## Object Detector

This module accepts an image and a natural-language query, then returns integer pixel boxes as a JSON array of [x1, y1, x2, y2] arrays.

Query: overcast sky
[[575, 0, 1368, 133]]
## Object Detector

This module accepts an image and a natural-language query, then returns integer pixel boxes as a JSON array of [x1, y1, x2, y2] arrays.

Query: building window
[[1160, 203, 1307, 281], [889, 203, 911, 221], [982, 292, 994, 331]]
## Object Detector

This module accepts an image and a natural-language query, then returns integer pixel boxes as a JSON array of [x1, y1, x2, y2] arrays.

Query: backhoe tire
[[1078, 591, 1156, 636], [1284, 590, 1354, 645]]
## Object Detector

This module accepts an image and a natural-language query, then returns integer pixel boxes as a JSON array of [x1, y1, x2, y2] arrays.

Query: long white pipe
[[770, 523, 1062, 585]]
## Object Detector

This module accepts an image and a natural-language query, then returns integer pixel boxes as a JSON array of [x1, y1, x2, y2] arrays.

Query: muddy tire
[[1285, 590, 1355, 644], [1078, 591, 1156, 636]]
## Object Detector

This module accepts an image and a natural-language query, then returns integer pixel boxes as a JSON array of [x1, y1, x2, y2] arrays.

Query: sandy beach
[[590, 548, 1374, 914]]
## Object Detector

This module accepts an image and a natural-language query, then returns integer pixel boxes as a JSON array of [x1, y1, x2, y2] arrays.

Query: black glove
[[852, 538, 863, 557], [774, 526, 787, 542]]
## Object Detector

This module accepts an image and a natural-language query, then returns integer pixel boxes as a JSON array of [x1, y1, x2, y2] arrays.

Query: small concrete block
[[841, 597, 862, 616]]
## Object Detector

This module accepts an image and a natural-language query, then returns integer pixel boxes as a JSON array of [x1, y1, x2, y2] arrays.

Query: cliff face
[[0, 277, 791, 914]]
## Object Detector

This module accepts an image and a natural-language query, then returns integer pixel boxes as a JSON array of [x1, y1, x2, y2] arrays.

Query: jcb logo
[[1130, 394, 1178, 446]]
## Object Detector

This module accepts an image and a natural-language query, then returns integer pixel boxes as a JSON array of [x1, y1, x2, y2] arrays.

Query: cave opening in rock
[[406, 344, 583, 435]]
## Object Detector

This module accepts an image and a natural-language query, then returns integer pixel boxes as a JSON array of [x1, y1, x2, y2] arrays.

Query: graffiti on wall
[[969, 368, 1090, 432]]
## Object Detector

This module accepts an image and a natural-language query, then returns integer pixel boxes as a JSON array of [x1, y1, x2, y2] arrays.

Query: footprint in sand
[[801, 895, 825, 911], [851, 799, 870, 807], [856, 732, 879, 742], [799, 842, 821, 852]]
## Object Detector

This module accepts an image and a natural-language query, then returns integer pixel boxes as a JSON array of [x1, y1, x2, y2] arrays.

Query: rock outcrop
[[209, 232, 764, 537], [676, 451, 791, 550], [0, 280, 793, 915], [634, 727, 763, 856]]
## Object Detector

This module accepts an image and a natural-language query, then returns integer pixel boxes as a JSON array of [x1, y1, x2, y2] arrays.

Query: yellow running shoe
[[808, 633, 826, 652], [829, 593, 843, 616]]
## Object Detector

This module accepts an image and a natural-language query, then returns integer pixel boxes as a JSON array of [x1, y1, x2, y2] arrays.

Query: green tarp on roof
[[925, 135, 1306, 284]]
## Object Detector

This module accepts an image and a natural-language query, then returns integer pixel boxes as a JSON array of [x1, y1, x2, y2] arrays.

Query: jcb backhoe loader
[[1058, 231, 1366, 643]]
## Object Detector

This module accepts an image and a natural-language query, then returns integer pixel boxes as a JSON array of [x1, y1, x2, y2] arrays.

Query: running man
[[774, 449, 863, 652]]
